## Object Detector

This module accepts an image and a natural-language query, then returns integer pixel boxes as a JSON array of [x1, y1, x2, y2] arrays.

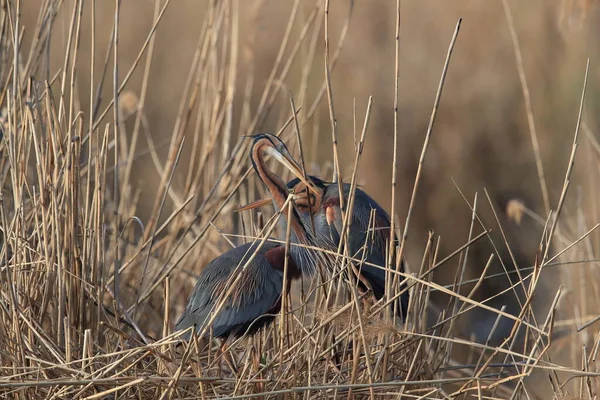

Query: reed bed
[[0, 1, 599, 399]]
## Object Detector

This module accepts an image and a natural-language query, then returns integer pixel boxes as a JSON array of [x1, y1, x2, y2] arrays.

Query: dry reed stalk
[[0, 1, 599, 399]]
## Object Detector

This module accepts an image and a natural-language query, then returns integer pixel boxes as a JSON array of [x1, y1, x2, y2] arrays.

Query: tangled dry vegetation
[[1, 0, 600, 399]]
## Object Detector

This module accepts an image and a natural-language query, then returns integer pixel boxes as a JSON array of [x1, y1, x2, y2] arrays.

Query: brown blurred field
[[1, 0, 600, 398]]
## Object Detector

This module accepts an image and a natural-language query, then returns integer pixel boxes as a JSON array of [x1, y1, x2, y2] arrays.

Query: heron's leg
[[250, 345, 265, 393], [220, 331, 240, 375], [350, 262, 375, 310]]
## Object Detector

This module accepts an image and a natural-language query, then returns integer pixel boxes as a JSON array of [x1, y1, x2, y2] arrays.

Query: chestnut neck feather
[[264, 246, 301, 280], [251, 140, 307, 243]]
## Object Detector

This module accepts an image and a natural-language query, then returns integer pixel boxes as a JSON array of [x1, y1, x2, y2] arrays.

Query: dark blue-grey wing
[[343, 186, 397, 256], [175, 242, 284, 339], [340, 185, 409, 319]]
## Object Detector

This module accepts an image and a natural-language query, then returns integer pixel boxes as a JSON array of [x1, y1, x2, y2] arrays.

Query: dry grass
[[0, 0, 600, 398]]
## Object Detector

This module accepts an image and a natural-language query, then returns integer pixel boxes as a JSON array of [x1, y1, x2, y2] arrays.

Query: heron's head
[[236, 172, 329, 214], [239, 133, 322, 213], [249, 133, 319, 193], [285, 175, 329, 215]]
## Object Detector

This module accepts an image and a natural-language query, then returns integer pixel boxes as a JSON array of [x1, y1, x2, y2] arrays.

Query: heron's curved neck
[[251, 142, 309, 245], [252, 142, 290, 213]]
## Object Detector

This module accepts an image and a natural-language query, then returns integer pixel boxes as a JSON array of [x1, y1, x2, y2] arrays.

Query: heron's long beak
[[265, 146, 321, 196], [235, 198, 272, 212]]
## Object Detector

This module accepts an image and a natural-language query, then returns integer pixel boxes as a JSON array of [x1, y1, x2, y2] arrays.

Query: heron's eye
[[288, 187, 296, 194]]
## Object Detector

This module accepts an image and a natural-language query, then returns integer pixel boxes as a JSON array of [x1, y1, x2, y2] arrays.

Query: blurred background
[[17, 0, 600, 396]]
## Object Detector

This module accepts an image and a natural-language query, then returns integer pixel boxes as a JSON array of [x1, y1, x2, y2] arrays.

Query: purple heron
[[240, 171, 410, 320], [175, 133, 319, 340]]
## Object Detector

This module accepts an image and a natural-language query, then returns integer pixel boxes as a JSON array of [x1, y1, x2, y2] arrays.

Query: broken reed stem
[[112, 0, 121, 305], [388, 0, 401, 310], [324, 0, 344, 208], [91, 0, 173, 131], [121, 0, 163, 213], [542, 59, 590, 262], [502, 0, 551, 216], [280, 198, 294, 371], [397, 18, 461, 285]]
